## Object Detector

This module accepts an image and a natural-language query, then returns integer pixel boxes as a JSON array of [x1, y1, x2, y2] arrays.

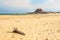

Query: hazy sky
[[0, 0, 60, 13]]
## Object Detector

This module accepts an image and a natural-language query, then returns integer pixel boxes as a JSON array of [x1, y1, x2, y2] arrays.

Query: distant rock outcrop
[[34, 8, 43, 13], [34, 8, 47, 14]]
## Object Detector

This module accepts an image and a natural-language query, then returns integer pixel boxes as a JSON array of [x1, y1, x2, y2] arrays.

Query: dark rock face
[[34, 8, 47, 14], [34, 8, 43, 13]]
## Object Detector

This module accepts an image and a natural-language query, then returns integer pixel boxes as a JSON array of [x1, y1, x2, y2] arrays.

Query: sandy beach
[[0, 14, 60, 40]]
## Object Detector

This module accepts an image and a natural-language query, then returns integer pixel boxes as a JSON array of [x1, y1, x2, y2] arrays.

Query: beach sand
[[0, 14, 60, 40]]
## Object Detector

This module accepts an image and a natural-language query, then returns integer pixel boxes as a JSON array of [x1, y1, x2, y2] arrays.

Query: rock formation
[[34, 8, 43, 13]]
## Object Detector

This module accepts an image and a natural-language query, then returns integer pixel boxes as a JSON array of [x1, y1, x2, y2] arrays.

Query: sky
[[0, 0, 60, 13]]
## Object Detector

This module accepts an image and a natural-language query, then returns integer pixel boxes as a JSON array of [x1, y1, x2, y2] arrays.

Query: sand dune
[[0, 14, 60, 40]]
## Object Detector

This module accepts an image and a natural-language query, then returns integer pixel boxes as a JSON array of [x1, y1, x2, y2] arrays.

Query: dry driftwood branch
[[7, 27, 25, 36]]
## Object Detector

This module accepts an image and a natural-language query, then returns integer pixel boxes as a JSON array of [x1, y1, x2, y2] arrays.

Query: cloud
[[32, 0, 60, 10], [0, 0, 60, 13], [0, 0, 33, 13], [46, 0, 60, 9], [1, 0, 31, 8], [47, 0, 55, 3], [1, 0, 60, 9]]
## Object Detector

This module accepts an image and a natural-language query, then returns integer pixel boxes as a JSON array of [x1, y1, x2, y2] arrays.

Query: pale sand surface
[[0, 14, 60, 40]]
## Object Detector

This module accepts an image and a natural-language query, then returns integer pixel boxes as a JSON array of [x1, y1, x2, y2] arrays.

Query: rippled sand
[[0, 14, 60, 40]]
